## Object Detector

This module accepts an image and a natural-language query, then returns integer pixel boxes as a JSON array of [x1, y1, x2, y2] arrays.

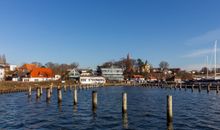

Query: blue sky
[[0, 0, 220, 70]]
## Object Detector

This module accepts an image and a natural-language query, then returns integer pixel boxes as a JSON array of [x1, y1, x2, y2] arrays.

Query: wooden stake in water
[[36, 87, 40, 99], [122, 92, 127, 114], [64, 85, 67, 92], [217, 85, 219, 94], [46, 88, 51, 101], [57, 88, 62, 103], [28, 86, 32, 97], [179, 83, 182, 90], [40, 86, 43, 96], [191, 84, 194, 92], [198, 83, 201, 92], [92, 91, 97, 111], [167, 95, 173, 123], [74, 88, 77, 105], [50, 83, 53, 94], [207, 84, 211, 93]]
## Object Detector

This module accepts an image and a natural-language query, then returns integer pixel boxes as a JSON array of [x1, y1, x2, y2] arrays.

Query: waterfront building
[[19, 64, 39, 72], [0, 65, 5, 81], [22, 67, 56, 82], [67, 69, 80, 80], [100, 66, 124, 81], [80, 76, 106, 85], [79, 69, 93, 76], [131, 75, 145, 83]]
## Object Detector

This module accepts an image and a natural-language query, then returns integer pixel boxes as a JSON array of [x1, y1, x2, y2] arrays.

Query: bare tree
[[70, 62, 79, 69], [159, 61, 169, 70], [32, 62, 42, 67]]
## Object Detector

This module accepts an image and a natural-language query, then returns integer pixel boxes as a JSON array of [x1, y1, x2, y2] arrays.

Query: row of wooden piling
[[28, 86, 173, 128], [138, 82, 220, 94]]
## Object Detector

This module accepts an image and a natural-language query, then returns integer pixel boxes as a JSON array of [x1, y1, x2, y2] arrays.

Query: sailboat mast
[[206, 56, 209, 78], [214, 40, 217, 79]]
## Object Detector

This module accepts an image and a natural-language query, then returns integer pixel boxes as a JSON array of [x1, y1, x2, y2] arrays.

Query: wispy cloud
[[183, 48, 220, 58], [185, 29, 220, 45]]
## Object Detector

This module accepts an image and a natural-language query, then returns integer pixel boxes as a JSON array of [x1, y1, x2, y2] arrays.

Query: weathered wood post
[[123, 112, 128, 129], [28, 86, 32, 97], [36, 87, 40, 99], [64, 85, 67, 92], [167, 95, 173, 123], [92, 91, 97, 111], [50, 83, 53, 94], [57, 87, 62, 103], [74, 88, 77, 105], [191, 84, 194, 92], [46, 88, 51, 101], [179, 83, 182, 90], [122, 92, 127, 114], [207, 83, 211, 93], [217, 83, 219, 94], [40, 86, 43, 96], [198, 83, 201, 93]]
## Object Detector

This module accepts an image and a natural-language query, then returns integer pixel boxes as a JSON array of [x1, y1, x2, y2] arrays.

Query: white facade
[[0, 66, 5, 81], [10, 65, 17, 71], [101, 67, 124, 81], [22, 77, 57, 82], [80, 76, 106, 85]]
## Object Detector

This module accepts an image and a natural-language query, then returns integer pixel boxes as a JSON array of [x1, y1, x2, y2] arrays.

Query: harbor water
[[1, 86, 220, 130]]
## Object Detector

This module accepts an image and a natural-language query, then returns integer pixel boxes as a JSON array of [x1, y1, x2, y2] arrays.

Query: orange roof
[[30, 68, 54, 78], [22, 64, 39, 72]]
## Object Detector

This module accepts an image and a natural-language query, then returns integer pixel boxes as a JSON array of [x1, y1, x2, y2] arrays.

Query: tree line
[[26, 62, 79, 75]]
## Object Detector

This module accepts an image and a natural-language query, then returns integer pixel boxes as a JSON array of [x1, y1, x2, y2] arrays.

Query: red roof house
[[30, 68, 54, 78]]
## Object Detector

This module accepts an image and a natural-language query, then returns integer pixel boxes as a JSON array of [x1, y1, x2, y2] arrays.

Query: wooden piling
[[191, 84, 194, 92], [207, 84, 211, 93], [198, 83, 201, 92], [122, 92, 127, 114], [28, 86, 32, 97], [167, 95, 173, 123], [217, 85, 219, 93], [46, 88, 51, 101], [74, 88, 77, 105], [92, 91, 97, 111], [179, 83, 182, 90], [64, 85, 67, 92], [40, 86, 43, 95], [36, 87, 40, 98], [57, 88, 62, 103], [50, 83, 53, 94]]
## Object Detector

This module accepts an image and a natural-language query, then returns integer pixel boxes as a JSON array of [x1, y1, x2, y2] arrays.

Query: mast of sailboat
[[214, 40, 217, 79], [206, 56, 209, 78]]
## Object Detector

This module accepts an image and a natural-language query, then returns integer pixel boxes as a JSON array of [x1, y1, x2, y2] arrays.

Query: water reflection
[[167, 121, 173, 130], [58, 102, 62, 112], [73, 105, 77, 112], [46, 99, 51, 105], [122, 113, 128, 129]]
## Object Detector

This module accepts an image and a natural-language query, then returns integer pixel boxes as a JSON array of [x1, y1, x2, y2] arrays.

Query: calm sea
[[1, 86, 220, 130]]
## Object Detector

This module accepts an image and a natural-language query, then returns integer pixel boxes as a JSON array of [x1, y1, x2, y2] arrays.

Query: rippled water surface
[[1, 86, 220, 130]]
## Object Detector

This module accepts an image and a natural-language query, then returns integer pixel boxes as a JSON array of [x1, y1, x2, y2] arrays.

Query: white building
[[9, 65, 17, 71], [100, 67, 124, 81], [0, 65, 5, 81], [80, 76, 106, 85]]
